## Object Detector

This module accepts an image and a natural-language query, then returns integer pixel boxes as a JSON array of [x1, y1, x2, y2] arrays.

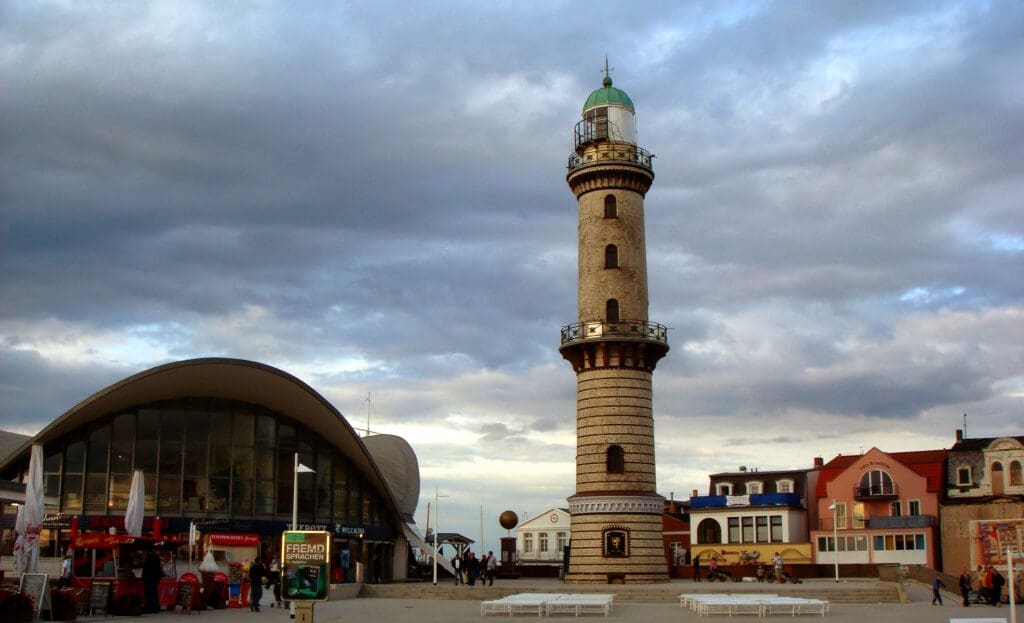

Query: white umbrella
[[18, 444, 45, 573], [125, 469, 144, 537], [13, 504, 26, 573]]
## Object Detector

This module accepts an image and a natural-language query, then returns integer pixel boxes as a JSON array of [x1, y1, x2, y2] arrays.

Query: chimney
[[692, 489, 698, 498], [813, 457, 824, 469], [739, 465, 747, 472], [955, 429, 963, 442]]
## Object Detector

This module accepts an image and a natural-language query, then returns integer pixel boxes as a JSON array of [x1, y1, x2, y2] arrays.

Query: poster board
[[19, 573, 51, 617], [281, 530, 330, 601], [89, 580, 112, 616], [970, 518, 1024, 569]]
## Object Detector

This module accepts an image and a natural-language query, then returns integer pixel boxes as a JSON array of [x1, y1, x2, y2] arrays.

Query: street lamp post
[[827, 500, 839, 582], [291, 454, 314, 619], [432, 485, 448, 586]]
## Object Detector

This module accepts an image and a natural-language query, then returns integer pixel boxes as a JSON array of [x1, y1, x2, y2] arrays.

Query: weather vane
[[603, 55, 614, 80]]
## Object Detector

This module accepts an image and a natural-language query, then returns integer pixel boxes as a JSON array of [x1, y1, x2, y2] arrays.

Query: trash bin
[[201, 571, 228, 609], [158, 577, 178, 610], [178, 573, 203, 612]]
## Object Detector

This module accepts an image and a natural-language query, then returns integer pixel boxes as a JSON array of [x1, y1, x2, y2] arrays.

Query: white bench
[[760, 597, 830, 617], [544, 594, 614, 617]]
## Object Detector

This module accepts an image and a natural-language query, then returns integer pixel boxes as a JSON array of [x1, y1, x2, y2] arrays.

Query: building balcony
[[689, 493, 803, 510], [853, 484, 899, 500], [817, 514, 935, 530], [567, 143, 654, 174], [559, 320, 668, 347]]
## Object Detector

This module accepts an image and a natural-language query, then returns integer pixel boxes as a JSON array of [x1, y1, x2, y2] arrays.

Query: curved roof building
[[0, 357, 421, 583]]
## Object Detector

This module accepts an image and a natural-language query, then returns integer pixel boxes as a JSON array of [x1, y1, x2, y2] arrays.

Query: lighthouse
[[559, 68, 669, 584]]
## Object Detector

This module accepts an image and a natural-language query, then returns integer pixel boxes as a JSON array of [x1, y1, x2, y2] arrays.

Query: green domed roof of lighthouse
[[583, 75, 635, 112]]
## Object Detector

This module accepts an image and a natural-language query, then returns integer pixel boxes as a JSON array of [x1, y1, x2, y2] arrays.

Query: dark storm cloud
[[0, 0, 1021, 522]]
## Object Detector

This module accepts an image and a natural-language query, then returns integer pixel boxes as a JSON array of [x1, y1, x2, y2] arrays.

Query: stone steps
[[359, 581, 900, 604]]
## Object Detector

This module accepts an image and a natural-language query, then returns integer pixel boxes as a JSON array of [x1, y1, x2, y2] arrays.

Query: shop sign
[[281, 531, 331, 601], [208, 533, 260, 546], [334, 525, 365, 537]]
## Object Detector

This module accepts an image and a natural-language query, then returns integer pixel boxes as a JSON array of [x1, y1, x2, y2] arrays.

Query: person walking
[[268, 556, 282, 607], [485, 550, 497, 586], [931, 573, 946, 605], [958, 568, 972, 607], [59, 551, 72, 589], [773, 552, 784, 584], [693, 554, 701, 582], [991, 566, 1005, 606], [452, 553, 463, 585], [248, 557, 265, 612]]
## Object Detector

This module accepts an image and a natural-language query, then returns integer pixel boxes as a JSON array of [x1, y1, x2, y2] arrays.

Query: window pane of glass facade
[[66, 440, 86, 474], [135, 409, 158, 472], [183, 476, 206, 513], [159, 407, 183, 475], [62, 474, 83, 512], [108, 473, 130, 511], [84, 474, 107, 513], [87, 426, 109, 474], [317, 452, 332, 520], [255, 480, 274, 516], [111, 414, 134, 474], [158, 475, 180, 515]]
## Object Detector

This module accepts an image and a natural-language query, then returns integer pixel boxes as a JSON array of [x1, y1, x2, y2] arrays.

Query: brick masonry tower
[[559, 69, 669, 584]]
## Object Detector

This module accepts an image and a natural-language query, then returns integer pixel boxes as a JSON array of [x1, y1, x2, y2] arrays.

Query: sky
[[2, 1, 1022, 557]]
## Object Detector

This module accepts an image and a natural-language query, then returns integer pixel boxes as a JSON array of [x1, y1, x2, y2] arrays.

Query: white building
[[516, 508, 571, 567]]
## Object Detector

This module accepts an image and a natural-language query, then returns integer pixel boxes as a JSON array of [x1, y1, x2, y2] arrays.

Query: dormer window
[[776, 479, 794, 493], [746, 481, 762, 494], [716, 483, 732, 496]]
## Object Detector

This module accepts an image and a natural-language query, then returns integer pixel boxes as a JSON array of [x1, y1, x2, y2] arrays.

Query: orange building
[[812, 448, 947, 570]]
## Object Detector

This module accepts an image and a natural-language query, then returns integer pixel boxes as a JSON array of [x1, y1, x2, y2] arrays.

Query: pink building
[[812, 448, 947, 569]]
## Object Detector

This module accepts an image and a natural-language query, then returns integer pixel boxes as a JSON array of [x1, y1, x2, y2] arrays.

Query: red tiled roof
[[815, 449, 948, 498]]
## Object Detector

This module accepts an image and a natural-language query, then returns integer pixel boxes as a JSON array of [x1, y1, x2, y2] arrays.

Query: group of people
[[245, 556, 283, 611], [957, 564, 1008, 607], [451, 550, 497, 586]]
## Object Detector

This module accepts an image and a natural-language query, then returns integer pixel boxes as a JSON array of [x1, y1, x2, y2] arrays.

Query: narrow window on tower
[[604, 244, 618, 269], [606, 445, 625, 473], [606, 299, 619, 322], [604, 195, 617, 218]]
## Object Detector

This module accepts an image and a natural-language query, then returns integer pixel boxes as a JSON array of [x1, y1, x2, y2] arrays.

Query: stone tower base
[[565, 497, 668, 584]]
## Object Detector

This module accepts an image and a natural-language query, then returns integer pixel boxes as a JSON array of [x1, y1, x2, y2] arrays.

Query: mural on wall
[[970, 518, 1023, 568]]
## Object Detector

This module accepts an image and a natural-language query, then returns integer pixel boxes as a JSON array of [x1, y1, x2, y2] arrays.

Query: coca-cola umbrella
[[125, 469, 145, 537], [17, 444, 45, 573]]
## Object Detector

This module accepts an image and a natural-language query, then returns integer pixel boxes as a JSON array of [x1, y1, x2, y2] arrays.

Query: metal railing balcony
[[567, 143, 654, 173], [560, 320, 668, 347], [853, 484, 899, 500], [817, 514, 935, 530]]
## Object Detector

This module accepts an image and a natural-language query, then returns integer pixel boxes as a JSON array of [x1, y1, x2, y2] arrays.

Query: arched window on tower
[[606, 445, 624, 474], [606, 299, 619, 322], [1010, 460, 1022, 486], [605, 244, 618, 269], [992, 462, 1005, 495], [604, 195, 617, 218]]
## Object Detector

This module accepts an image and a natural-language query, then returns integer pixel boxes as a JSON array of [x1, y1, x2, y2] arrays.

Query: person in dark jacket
[[958, 568, 972, 607], [249, 558, 265, 612], [142, 550, 164, 613]]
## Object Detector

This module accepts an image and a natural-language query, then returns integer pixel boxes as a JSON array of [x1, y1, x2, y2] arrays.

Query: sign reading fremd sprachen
[[281, 531, 331, 601]]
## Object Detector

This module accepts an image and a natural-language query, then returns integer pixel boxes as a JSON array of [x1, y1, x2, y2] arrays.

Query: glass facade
[[40, 398, 393, 527]]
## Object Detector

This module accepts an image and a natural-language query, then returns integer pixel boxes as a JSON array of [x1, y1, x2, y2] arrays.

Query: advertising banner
[[281, 531, 331, 601], [970, 518, 1024, 569]]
